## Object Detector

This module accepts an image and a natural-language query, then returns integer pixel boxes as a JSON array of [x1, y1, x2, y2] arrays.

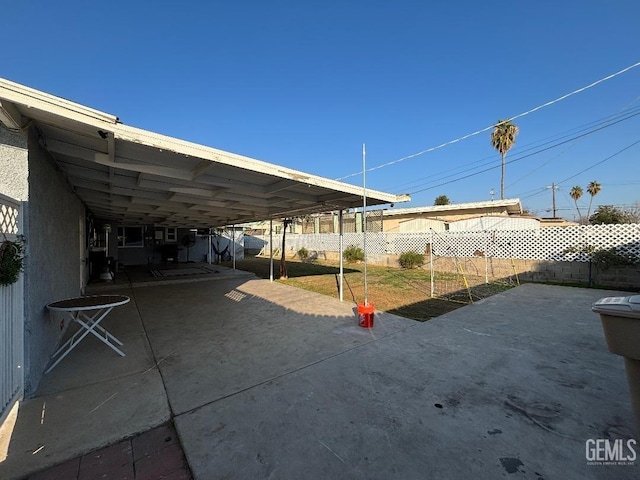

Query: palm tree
[[569, 186, 583, 223], [490, 119, 519, 199], [586, 181, 601, 221]]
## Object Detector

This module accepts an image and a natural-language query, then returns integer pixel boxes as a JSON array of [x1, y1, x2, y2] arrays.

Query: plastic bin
[[592, 295, 640, 435]]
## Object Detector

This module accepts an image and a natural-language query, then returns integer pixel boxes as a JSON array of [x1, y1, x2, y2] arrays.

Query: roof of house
[[0, 78, 409, 227], [381, 198, 523, 217]]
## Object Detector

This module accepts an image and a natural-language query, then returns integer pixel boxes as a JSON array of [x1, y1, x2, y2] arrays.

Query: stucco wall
[[23, 127, 85, 394], [0, 125, 28, 200], [383, 207, 511, 232]]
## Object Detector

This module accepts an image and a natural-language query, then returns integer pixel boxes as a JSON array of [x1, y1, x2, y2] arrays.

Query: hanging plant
[[0, 238, 24, 286]]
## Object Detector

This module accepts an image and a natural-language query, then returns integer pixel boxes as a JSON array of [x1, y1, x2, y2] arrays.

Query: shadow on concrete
[[0, 276, 412, 479], [2, 280, 638, 480]]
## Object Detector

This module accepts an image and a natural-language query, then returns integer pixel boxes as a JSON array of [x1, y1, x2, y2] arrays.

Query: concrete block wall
[[424, 256, 640, 291]]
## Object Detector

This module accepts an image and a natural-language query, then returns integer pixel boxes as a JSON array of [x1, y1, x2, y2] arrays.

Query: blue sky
[[2, 1, 639, 219]]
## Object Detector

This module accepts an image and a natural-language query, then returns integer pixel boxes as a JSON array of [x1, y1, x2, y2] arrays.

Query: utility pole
[[546, 183, 559, 217]]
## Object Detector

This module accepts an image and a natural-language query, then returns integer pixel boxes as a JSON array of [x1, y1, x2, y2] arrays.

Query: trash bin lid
[[592, 295, 640, 318]]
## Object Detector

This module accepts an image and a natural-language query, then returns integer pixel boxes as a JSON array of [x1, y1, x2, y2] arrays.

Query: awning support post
[[339, 209, 344, 302], [269, 219, 274, 282], [232, 224, 236, 270]]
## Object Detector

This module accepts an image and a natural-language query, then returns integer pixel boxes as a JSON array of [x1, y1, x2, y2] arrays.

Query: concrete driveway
[[0, 274, 637, 479]]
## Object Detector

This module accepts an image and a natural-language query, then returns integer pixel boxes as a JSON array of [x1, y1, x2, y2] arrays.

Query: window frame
[[165, 227, 177, 243], [117, 226, 145, 248]]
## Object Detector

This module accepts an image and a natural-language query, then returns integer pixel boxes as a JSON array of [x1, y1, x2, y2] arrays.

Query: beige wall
[[383, 206, 511, 232]]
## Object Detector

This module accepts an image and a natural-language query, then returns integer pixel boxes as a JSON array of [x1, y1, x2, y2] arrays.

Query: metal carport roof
[[0, 78, 409, 228]]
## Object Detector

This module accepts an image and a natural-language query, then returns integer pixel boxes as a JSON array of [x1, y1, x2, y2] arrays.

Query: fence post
[[269, 219, 273, 282], [485, 230, 489, 284], [430, 229, 434, 298], [339, 210, 344, 302]]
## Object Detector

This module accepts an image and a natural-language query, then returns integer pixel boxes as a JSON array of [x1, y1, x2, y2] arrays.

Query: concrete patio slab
[[2, 277, 638, 479], [0, 286, 171, 479], [1, 369, 169, 479], [174, 283, 638, 480], [133, 278, 415, 415]]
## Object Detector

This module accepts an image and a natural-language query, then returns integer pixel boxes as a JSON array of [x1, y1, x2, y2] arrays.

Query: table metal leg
[[45, 307, 126, 374]]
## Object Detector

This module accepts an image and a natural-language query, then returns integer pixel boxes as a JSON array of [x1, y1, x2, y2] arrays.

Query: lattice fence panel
[[246, 224, 640, 263], [0, 198, 20, 235], [430, 225, 640, 262], [384, 233, 431, 255]]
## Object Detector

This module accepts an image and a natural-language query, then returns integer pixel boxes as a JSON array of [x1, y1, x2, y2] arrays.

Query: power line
[[406, 114, 640, 195], [336, 60, 640, 181], [392, 104, 640, 193], [557, 139, 640, 185]]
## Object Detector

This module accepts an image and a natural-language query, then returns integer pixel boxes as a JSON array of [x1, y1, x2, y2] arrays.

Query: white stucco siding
[[0, 125, 28, 200], [23, 127, 86, 394]]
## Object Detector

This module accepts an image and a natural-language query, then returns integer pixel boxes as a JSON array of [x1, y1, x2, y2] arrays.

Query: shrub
[[0, 239, 24, 286], [297, 247, 309, 262], [399, 251, 425, 269], [591, 248, 639, 269], [343, 245, 364, 262]]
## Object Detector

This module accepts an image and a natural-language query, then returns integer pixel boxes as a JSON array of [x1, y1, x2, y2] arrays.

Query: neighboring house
[[0, 78, 407, 405], [537, 217, 579, 227], [382, 199, 524, 232]]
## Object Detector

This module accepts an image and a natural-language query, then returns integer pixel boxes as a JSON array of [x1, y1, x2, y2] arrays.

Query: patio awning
[[0, 78, 409, 228]]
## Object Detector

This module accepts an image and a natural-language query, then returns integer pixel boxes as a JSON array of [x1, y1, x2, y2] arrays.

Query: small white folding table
[[45, 294, 130, 373]]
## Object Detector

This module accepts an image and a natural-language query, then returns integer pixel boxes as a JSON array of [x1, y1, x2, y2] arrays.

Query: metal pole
[[484, 230, 489, 284], [232, 224, 236, 270], [269, 219, 274, 282], [430, 228, 434, 298], [208, 227, 212, 265], [339, 209, 344, 302], [362, 143, 368, 306]]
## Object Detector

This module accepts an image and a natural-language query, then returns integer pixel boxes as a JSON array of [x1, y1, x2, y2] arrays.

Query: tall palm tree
[[586, 181, 601, 221], [490, 119, 519, 199], [569, 186, 583, 223]]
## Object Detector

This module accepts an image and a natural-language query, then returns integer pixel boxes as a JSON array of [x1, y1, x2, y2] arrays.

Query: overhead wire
[[512, 138, 640, 215], [392, 105, 640, 193], [556, 139, 640, 185], [406, 112, 640, 195], [506, 96, 640, 189], [336, 60, 640, 181]]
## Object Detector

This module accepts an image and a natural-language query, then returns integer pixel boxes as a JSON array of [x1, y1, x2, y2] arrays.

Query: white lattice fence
[[431, 224, 640, 262], [246, 224, 640, 263], [0, 200, 19, 235]]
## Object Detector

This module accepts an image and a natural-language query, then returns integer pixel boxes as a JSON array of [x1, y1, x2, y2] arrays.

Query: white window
[[165, 227, 177, 242], [117, 226, 144, 248]]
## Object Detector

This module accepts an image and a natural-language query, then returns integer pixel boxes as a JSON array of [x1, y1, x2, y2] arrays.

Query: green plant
[[434, 195, 451, 206], [0, 239, 24, 286], [399, 251, 425, 269], [343, 245, 364, 262], [563, 244, 596, 254], [297, 247, 309, 262], [591, 248, 639, 269]]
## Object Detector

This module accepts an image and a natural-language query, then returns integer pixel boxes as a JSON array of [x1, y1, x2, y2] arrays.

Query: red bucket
[[357, 302, 375, 328]]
